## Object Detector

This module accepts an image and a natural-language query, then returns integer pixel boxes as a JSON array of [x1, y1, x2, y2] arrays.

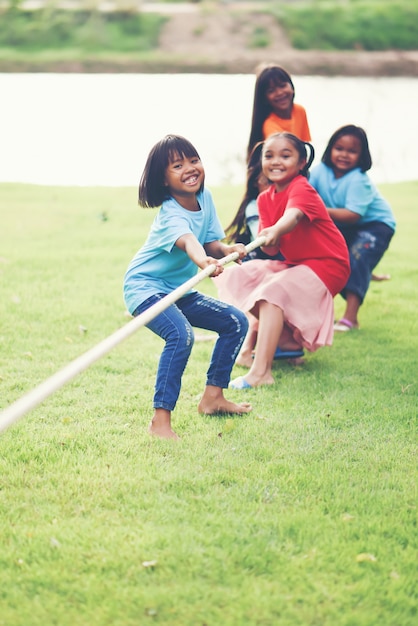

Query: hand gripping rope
[[0, 237, 266, 434]]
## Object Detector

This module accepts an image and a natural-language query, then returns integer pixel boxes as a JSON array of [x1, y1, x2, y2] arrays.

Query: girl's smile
[[330, 134, 362, 178], [262, 136, 305, 191], [164, 153, 204, 204], [183, 173, 199, 186]]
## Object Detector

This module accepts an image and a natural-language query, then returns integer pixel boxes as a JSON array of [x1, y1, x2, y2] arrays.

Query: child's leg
[[178, 293, 252, 415], [236, 313, 258, 368], [149, 409, 179, 440], [232, 302, 284, 388], [340, 224, 394, 327], [338, 292, 362, 328], [134, 295, 194, 438]]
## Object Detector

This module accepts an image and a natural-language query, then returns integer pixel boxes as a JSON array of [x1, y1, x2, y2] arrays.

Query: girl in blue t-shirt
[[123, 135, 251, 439], [309, 124, 396, 332]]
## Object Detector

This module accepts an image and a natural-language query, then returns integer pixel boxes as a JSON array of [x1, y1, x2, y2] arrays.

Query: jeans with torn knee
[[133, 291, 249, 411]]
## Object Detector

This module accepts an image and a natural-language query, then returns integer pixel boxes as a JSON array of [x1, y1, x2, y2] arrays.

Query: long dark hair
[[322, 124, 372, 172], [138, 135, 203, 208], [263, 132, 315, 178], [247, 65, 295, 161], [225, 142, 264, 243]]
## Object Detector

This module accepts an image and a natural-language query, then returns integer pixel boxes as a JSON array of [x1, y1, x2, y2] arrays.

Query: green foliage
[[0, 180, 417, 625], [0, 7, 165, 52], [275, 0, 418, 51], [249, 25, 271, 49]]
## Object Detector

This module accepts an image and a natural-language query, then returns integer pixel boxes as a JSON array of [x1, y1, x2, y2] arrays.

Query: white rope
[[0, 237, 266, 434]]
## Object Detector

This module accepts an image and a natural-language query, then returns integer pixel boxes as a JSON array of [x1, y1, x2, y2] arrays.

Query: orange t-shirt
[[262, 103, 311, 142]]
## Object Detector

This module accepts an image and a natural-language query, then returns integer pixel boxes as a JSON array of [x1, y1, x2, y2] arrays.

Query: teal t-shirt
[[123, 188, 225, 314], [309, 163, 396, 230]]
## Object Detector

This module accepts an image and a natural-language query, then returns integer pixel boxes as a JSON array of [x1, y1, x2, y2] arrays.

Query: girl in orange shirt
[[246, 64, 311, 161]]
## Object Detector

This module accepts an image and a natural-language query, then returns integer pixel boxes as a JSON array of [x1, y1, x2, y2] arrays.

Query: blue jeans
[[339, 221, 395, 303], [133, 292, 249, 411]]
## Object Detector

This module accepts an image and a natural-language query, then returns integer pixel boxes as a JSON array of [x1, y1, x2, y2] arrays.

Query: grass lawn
[[0, 180, 417, 625]]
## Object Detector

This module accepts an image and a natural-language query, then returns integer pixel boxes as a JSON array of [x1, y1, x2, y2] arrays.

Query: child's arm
[[327, 207, 360, 224], [204, 240, 247, 263], [260, 207, 304, 248], [176, 234, 225, 276]]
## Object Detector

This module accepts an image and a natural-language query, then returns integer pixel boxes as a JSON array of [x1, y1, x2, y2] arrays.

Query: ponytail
[[300, 141, 315, 178]]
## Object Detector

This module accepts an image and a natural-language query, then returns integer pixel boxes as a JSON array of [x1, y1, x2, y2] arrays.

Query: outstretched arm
[[204, 240, 248, 263], [259, 207, 304, 249], [175, 233, 225, 276]]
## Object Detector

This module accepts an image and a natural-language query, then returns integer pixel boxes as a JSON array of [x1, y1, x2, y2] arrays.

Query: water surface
[[1, 74, 417, 187]]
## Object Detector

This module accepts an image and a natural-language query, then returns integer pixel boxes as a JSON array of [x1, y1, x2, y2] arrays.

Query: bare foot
[[371, 273, 391, 281], [230, 371, 275, 388], [148, 408, 179, 440], [245, 373, 275, 387], [148, 422, 179, 440], [198, 385, 252, 415]]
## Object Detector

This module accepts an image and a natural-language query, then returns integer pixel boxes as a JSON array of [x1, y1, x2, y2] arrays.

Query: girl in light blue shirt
[[124, 135, 251, 439], [309, 124, 396, 332]]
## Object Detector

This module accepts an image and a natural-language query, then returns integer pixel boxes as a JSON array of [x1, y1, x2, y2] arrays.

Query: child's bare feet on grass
[[246, 373, 275, 387], [148, 409, 179, 440], [198, 385, 252, 415]]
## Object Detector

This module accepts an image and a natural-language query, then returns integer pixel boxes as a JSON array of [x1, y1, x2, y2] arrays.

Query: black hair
[[322, 124, 372, 172], [225, 142, 264, 243], [247, 64, 295, 161], [138, 134, 203, 208], [262, 132, 315, 178]]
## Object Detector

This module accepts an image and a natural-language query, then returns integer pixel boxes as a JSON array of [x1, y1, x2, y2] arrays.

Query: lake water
[[1, 73, 417, 188]]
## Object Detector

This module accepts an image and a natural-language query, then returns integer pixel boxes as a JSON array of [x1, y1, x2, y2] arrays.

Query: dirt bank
[[157, 5, 418, 76]]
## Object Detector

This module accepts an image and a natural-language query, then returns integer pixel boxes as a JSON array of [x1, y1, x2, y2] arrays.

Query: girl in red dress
[[215, 133, 350, 389]]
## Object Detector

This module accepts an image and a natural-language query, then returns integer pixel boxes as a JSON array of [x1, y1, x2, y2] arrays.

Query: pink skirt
[[214, 260, 335, 352]]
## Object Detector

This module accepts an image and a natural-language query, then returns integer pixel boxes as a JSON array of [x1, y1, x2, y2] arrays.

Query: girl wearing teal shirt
[[309, 124, 396, 332], [124, 135, 251, 439]]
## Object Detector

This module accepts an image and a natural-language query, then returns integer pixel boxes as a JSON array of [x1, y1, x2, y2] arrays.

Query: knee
[[232, 309, 249, 338], [166, 320, 194, 355]]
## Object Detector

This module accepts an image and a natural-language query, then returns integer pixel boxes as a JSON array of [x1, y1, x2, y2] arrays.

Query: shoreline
[[2, 49, 418, 77]]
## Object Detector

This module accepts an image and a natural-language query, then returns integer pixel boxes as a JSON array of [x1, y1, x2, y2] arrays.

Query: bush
[[0, 7, 165, 52], [274, 0, 418, 51]]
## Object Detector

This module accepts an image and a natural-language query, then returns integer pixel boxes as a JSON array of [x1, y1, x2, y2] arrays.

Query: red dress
[[215, 176, 350, 351]]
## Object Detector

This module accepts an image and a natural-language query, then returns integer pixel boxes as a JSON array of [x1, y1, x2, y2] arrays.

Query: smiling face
[[164, 151, 204, 204], [265, 79, 294, 118], [262, 135, 305, 191], [330, 134, 362, 178]]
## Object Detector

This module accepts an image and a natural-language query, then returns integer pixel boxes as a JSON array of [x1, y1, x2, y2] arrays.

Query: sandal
[[334, 318, 358, 332]]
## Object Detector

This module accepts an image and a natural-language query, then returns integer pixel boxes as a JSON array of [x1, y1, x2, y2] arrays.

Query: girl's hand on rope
[[201, 257, 224, 277], [228, 242, 248, 264]]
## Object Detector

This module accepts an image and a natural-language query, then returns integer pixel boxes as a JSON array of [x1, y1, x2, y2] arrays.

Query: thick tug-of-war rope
[[0, 237, 266, 434]]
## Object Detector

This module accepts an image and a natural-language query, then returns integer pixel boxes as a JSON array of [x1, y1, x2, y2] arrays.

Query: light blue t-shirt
[[309, 163, 396, 230], [123, 188, 225, 314]]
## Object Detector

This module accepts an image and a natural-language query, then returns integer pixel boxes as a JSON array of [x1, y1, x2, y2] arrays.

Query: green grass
[[0, 181, 417, 625]]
